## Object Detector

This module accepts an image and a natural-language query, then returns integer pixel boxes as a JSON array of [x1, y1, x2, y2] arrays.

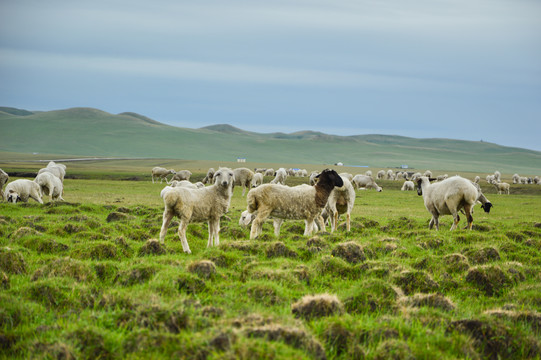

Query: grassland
[[1, 106, 541, 174], [1, 162, 541, 359]]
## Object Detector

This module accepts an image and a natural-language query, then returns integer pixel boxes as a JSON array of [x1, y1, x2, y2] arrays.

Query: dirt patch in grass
[[331, 241, 366, 264], [31, 257, 95, 282], [266, 242, 298, 258], [138, 239, 168, 256], [0, 247, 27, 274], [187, 260, 217, 279], [291, 293, 344, 320], [106, 212, 135, 222], [464, 247, 501, 264], [400, 293, 455, 311], [393, 270, 439, 295]]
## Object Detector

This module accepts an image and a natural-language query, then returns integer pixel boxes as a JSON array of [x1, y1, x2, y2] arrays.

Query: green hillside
[[1, 107, 540, 174]]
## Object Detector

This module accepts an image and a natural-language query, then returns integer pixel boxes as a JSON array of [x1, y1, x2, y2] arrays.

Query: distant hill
[[1, 106, 540, 174]]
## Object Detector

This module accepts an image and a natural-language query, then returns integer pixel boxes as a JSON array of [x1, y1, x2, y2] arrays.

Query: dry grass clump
[[117, 303, 189, 334], [291, 294, 344, 320], [244, 324, 326, 360], [306, 236, 327, 248], [187, 260, 217, 279], [464, 247, 501, 264], [115, 265, 157, 286], [222, 241, 261, 254], [266, 242, 298, 258], [21, 238, 69, 254], [9, 227, 41, 240], [465, 265, 516, 297], [393, 270, 439, 295], [314, 255, 360, 279], [400, 293, 456, 312], [138, 239, 168, 256], [374, 339, 415, 360], [443, 253, 470, 273], [246, 283, 283, 305], [106, 212, 134, 222], [31, 257, 95, 282], [331, 241, 366, 264], [0, 247, 27, 274], [343, 279, 401, 314], [485, 308, 541, 331], [71, 242, 120, 261]]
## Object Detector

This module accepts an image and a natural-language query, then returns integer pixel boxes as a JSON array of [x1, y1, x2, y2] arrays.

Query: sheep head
[[214, 167, 235, 188], [7, 190, 21, 203], [481, 202, 493, 213], [316, 169, 344, 188]]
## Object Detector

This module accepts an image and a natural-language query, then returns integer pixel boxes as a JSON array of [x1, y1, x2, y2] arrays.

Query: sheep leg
[[463, 204, 473, 230], [450, 213, 460, 230], [207, 218, 220, 247], [273, 219, 283, 236], [331, 211, 338, 233], [159, 210, 174, 243], [304, 218, 316, 236], [315, 215, 325, 233], [178, 220, 191, 254], [346, 213, 351, 232], [250, 209, 271, 239], [429, 215, 439, 230], [31, 193, 44, 204]]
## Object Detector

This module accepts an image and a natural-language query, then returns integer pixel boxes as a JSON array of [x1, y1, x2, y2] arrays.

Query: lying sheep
[[416, 176, 490, 230], [270, 168, 287, 185], [251, 172, 264, 188], [169, 170, 192, 183], [202, 168, 215, 184], [321, 176, 355, 232], [0, 168, 8, 200], [4, 179, 43, 204], [491, 180, 510, 194], [34, 172, 64, 201], [401, 180, 415, 191], [159, 167, 235, 253], [351, 174, 382, 192], [152, 167, 176, 183], [245, 169, 344, 239], [233, 167, 254, 196]]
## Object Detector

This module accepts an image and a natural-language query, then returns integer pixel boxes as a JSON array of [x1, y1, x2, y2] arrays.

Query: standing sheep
[[159, 167, 235, 253], [38, 161, 67, 183], [321, 176, 355, 232], [233, 167, 255, 196], [34, 172, 64, 201], [493, 171, 501, 182], [245, 169, 344, 239], [416, 176, 489, 230], [152, 167, 176, 183], [251, 172, 264, 188], [351, 174, 382, 192], [0, 168, 8, 200], [377, 170, 385, 179], [4, 179, 43, 204], [491, 180, 510, 195], [270, 168, 287, 185], [202, 168, 215, 184], [512, 173, 520, 184], [264, 168, 275, 177], [401, 181, 415, 191], [169, 170, 192, 183], [386, 170, 394, 180]]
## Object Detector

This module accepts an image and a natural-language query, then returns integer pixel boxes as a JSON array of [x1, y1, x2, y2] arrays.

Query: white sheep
[[0, 168, 9, 200], [386, 170, 394, 180], [473, 176, 480, 184], [169, 170, 192, 183], [202, 168, 215, 184], [512, 173, 520, 184], [159, 167, 235, 253], [365, 170, 372, 177], [351, 174, 382, 192], [34, 172, 64, 201], [519, 176, 528, 184], [437, 174, 449, 181], [493, 171, 501, 182], [4, 179, 43, 204], [401, 180, 415, 191], [309, 171, 320, 185], [152, 167, 176, 183], [338, 172, 353, 182], [534, 176, 540, 185], [251, 172, 264, 188], [486, 174, 496, 184], [416, 175, 490, 230], [270, 168, 287, 185], [264, 168, 275, 177], [491, 180, 510, 195], [245, 169, 344, 239], [233, 167, 255, 196], [321, 176, 355, 232], [377, 170, 385, 179], [423, 170, 433, 178], [38, 161, 67, 183], [160, 180, 201, 198]]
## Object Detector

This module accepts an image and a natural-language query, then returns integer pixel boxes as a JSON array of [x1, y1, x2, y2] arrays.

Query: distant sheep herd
[[1, 164, 539, 254]]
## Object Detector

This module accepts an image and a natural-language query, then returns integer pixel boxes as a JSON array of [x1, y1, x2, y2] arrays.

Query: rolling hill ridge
[[1, 107, 540, 173]]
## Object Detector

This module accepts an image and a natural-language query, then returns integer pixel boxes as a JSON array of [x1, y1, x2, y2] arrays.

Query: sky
[[1, 0, 540, 151]]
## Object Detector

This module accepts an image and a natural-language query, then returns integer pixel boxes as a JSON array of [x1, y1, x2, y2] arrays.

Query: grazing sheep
[[251, 172, 264, 188], [470, 181, 493, 214], [351, 174, 382, 192], [410, 172, 422, 182], [491, 180, 510, 195], [473, 176, 480, 184], [0, 168, 8, 200], [321, 176, 355, 232], [534, 176, 540, 185], [152, 167, 176, 183], [493, 171, 501, 182], [401, 180, 415, 191], [365, 170, 372, 177], [245, 169, 344, 239], [309, 171, 320, 185], [386, 170, 394, 180], [339, 172, 353, 182], [169, 170, 192, 183], [519, 176, 529, 184], [38, 161, 67, 183], [270, 168, 287, 185], [512, 173, 520, 184], [254, 168, 266, 174], [34, 172, 64, 201], [437, 174, 449, 181], [159, 167, 235, 253], [4, 179, 43, 204], [264, 168, 275, 177], [202, 168, 215, 184], [486, 174, 496, 184], [233, 167, 255, 196], [416, 176, 489, 230], [423, 170, 433, 178], [377, 170, 385, 179]]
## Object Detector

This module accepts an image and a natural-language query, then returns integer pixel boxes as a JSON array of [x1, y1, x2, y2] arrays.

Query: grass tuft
[[291, 293, 344, 320]]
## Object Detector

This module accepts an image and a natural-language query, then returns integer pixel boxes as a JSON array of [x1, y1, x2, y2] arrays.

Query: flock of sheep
[[1, 164, 539, 255]]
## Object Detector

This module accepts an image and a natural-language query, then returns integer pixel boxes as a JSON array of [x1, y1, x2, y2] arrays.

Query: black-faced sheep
[[416, 176, 490, 230], [34, 172, 64, 201], [245, 169, 344, 239], [4, 179, 43, 204], [233, 167, 255, 196], [152, 167, 176, 183], [159, 167, 235, 253], [351, 174, 382, 192]]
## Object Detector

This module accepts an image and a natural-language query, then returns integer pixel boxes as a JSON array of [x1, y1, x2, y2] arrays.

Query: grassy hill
[[1, 107, 540, 174]]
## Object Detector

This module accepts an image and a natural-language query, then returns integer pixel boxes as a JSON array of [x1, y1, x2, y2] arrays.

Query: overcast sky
[[1, 0, 540, 151]]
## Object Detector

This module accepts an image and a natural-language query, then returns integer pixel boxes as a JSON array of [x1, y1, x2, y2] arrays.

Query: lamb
[[245, 169, 344, 239], [321, 176, 355, 232], [251, 172, 264, 188], [233, 167, 254, 196], [401, 180, 415, 191], [151, 167, 176, 183], [0, 168, 8, 200], [38, 161, 67, 183], [416, 175, 490, 230], [491, 180, 510, 195], [202, 168, 215, 184], [270, 168, 287, 185], [351, 174, 382, 192], [34, 172, 64, 201], [377, 170, 385, 179], [169, 170, 192, 183], [159, 167, 235, 253], [4, 179, 43, 204]]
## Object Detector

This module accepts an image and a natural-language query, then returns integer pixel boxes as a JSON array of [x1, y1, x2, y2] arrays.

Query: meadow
[[1, 165, 541, 359]]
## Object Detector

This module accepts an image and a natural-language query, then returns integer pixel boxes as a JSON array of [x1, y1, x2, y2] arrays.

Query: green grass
[[1, 169, 541, 359], [1, 107, 541, 173]]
